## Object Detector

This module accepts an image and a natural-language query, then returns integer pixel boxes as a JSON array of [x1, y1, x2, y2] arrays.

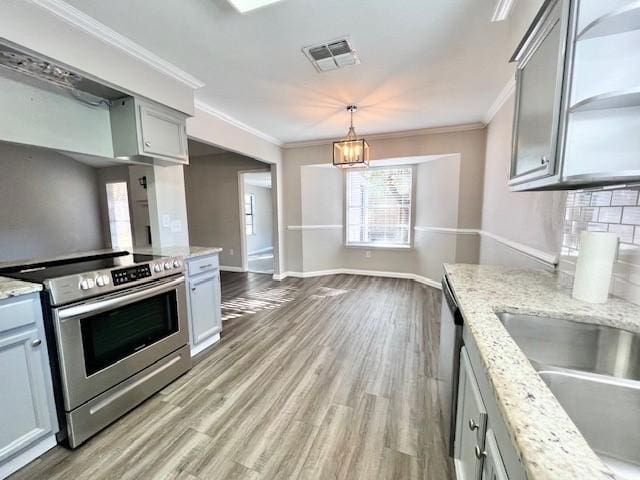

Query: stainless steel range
[[1, 251, 192, 448]]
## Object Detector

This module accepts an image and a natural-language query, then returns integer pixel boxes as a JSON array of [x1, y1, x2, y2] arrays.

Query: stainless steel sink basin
[[538, 368, 640, 480], [496, 313, 640, 479], [497, 312, 640, 381]]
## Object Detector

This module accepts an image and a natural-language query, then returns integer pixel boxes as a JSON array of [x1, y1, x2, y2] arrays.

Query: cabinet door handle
[[474, 445, 486, 459], [468, 419, 479, 431], [32, 339, 42, 347], [541, 155, 549, 165], [191, 287, 196, 291], [144, 140, 151, 147]]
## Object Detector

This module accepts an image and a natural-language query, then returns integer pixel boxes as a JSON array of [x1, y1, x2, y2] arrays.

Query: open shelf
[[570, 87, 640, 113], [578, 1, 640, 40]]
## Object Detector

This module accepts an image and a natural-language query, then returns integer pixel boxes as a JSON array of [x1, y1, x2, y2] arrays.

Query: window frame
[[343, 165, 416, 250], [244, 193, 256, 236]]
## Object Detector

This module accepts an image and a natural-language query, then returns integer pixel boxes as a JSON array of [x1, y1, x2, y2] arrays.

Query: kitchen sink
[[496, 313, 640, 479], [497, 312, 640, 381]]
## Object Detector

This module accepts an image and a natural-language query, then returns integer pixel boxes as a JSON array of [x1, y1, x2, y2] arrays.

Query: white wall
[[0, 142, 105, 261], [147, 165, 190, 248], [245, 184, 273, 255], [479, 94, 566, 269]]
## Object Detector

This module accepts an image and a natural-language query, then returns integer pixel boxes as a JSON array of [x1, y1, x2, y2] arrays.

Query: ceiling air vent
[[303, 37, 360, 73]]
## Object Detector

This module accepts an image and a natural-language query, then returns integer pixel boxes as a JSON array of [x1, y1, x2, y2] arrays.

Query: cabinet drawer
[[187, 255, 219, 276], [0, 295, 39, 332]]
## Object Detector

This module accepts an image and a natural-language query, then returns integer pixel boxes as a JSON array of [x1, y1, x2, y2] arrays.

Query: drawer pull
[[468, 419, 479, 431], [474, 445, 486, 459], [199, 264, 213, 269], [32, 339, 42, 347]]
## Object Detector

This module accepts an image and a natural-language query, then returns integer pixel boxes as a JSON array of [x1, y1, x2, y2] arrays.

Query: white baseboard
[[219, 265, 246, 273], [0, 434, 57, 479], [273, 268, 441, 289], [190, 333, 221, 357], [247, 246, 274, 255]]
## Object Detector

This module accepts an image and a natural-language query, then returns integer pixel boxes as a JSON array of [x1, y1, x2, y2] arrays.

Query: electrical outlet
[[170, 220, 182, 233], [162, 214, 171, 227], [230, 249, 235, 256], [365, 250, 371, 258]]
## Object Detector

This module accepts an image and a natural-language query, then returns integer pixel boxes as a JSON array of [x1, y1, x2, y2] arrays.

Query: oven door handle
[[57, 275, 185, 320]]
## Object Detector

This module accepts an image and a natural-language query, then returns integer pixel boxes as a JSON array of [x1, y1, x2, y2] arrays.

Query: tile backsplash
[[561, 186, 640, 305]]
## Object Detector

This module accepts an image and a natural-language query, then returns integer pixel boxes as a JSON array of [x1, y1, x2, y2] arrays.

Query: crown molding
[[194, 100, 283, 146], [484, 77, 516, 124], [282, 122, 486, 149], [31, 0, 205, 90]]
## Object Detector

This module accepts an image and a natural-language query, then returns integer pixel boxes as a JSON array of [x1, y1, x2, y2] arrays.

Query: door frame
[[237, 168, 272, 272]]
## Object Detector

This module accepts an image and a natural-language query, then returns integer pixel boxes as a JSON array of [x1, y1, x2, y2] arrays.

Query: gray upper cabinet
[[111, 97, 189, 166], [510, 0, 640, 191], [0, 294, 57, 475], [510, 0, 571, 190]]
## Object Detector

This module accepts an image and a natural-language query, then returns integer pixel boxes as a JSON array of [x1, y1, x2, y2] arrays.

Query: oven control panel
[[112, 265, 152, 286]]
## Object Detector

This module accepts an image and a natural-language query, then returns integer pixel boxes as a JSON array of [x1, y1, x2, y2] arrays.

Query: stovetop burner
[[0, 250, 184, 306]]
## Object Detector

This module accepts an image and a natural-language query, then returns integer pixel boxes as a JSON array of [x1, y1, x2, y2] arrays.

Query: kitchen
[[0, 0, 639, 479]]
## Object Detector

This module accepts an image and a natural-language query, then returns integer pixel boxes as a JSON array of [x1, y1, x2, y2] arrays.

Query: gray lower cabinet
[[482, 429, 509, 480], [454, 345, 524, 480], [185, 254, 222, 356], [454, 347, 488, 480], [0, 294, 57, 479]]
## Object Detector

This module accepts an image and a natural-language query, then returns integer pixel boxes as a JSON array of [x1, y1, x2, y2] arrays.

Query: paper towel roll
[[572, 231, 618, 303]]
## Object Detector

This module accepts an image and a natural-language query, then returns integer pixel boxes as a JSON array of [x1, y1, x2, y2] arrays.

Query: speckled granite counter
[[0, 276, 42, 300], [444, 264, 640, 480], [133, 246, 222, 259]]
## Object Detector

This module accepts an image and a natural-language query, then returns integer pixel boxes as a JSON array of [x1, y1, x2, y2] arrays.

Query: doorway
[[239, 170, 274, 274]]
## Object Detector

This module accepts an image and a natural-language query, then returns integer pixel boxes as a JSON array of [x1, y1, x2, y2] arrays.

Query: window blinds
[[346, 167, 412, 246]]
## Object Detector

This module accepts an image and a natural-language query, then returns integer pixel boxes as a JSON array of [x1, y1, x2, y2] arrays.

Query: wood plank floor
[[10, 273, 452, 480]]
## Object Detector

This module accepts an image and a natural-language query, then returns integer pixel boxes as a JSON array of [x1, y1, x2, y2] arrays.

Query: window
[[106, 182, 133, 249], [244, 193, 255, 235], [346, 167, 413, 247]]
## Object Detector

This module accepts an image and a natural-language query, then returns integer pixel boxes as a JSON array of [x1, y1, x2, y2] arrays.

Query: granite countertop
[[133, 245, 222, 259], [0, 276, 42, 300], [444, 264, 640, 480]]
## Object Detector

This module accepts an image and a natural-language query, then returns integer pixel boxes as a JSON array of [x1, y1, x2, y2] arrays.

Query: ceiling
[[63, 0, 521, 144]]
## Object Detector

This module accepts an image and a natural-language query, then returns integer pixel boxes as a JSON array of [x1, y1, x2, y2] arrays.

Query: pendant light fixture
[[333, 105, 369, 168]]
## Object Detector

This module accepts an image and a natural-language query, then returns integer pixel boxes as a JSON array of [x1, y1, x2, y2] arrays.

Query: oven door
[[52, 275, 188, 411]]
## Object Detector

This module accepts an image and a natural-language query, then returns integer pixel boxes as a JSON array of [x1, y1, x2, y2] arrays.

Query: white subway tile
[[590, 191, 612, 206], [598, 206, 623, 223], [622, 206, 640, 225], [609, 224, 635, 243], [611, 189, 639, 206]]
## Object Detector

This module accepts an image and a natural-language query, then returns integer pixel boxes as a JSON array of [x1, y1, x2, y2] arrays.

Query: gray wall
[[0, 142, 106, 262], [184, 152, 268, 268], [245, 184, 273, 255], [479, 94, 566, 270]]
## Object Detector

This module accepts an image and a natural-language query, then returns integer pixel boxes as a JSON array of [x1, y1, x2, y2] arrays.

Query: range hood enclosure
[[110, 97, 189, 166]]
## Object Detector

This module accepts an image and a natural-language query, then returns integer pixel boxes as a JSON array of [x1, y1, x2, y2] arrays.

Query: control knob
[[164, 262, 172, 270], [96, 275, 110, 287], [173, 260, 181, 268], [154, 264, 162, 273]]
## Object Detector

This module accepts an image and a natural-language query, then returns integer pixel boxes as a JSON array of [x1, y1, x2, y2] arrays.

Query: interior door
[[0, 327, 53, 462]]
